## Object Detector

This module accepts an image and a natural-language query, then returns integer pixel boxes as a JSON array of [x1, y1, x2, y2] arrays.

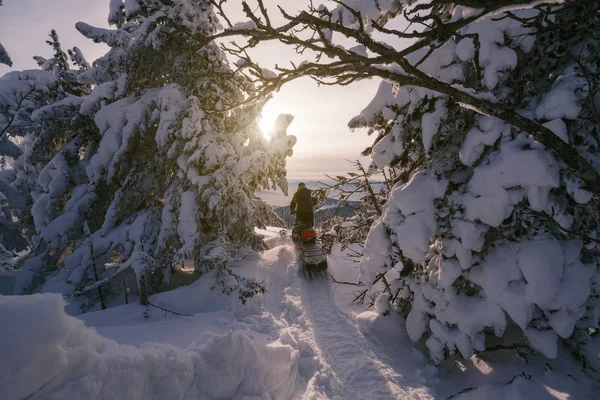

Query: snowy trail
[[262, 239, 433, 399], [298, 275, 433, 399]]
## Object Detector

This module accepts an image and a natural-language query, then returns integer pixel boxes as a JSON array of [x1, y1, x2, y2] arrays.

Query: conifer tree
[[14, 0, 296, 312], [0, 30, 90, 268]]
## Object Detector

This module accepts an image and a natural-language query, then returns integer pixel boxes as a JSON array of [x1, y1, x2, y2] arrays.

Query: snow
[[535, 74, 583, 121], [360, 219, 392, 287], [464, 236, 596, 345], [519, 238, 564, 310], [564, 175, 592, 205], [3, 236, 598, 399], [387, 171, 448, 263], [2, 1, 599, 397], [228, 21, 257, 31], [0, 293, 298, 400], [456, 37, 475, 62], [255, 226, 287, 249], [2, 238, 427, 399], [549, 309, 576, 339], [328, 0, 400, 32], [348, 45, 368, 57], [459, 116, 507, 166], [155, 84, 188, 149], [421, 101, 447, 154], [453, 8, 536, 90], [349, 81, 409, 129], [75, 22, 132, 47], [261, 68, 278, 79], [462, 136, 559, 226], [234, 58, 248, 68], [524, 328, 558, 359], [542, 118, 569, 143]]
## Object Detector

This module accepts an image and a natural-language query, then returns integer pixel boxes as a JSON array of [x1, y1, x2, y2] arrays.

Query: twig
[[329, 273, 363, 286], [391, 287, 401, 303], [147, 300, 193, 317], [353, 288, 368, 304], [446, 372, 532, 399], [210, 0, 233, 28], [523, 209, 600, 244]]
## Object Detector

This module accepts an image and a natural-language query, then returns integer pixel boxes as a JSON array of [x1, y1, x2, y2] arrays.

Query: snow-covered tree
[[0, 71, 49, 266], [215, 0, 600, 362], [0, 31, 93, 269], [14, 0, 296, 312], [352, 1, 600, 363]]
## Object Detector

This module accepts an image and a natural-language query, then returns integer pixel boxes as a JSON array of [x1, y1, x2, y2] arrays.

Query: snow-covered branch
[[212, 0, 600, 196]]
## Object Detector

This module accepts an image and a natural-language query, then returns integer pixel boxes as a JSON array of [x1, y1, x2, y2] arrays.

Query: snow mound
[[0, 293, 299, 400]]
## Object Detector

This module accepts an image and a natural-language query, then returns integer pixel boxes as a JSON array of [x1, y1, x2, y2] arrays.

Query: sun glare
[[259, 103, 295, 139]]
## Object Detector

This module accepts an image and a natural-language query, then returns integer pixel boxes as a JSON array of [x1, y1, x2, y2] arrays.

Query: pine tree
[[14, 0, 296, 312], [0, 31, 93, 269]]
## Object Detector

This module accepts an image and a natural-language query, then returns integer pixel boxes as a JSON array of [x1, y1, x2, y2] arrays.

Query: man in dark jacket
[[290, 182, 315, 227]]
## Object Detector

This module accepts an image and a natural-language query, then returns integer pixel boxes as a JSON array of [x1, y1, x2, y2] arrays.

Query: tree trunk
[[90, 243, 106, 310], [139, 274, 148, 306], [122, 274, 129, 305]]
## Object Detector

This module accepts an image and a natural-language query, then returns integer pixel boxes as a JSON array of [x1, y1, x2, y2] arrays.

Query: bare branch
[[210, 0, 233, 28], [329, 273, 363, 286], [147, 300, 194, 317], [257, 0, 271, 28]]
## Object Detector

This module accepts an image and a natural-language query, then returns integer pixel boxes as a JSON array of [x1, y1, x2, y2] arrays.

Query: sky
[[0, 0, 383, 180]]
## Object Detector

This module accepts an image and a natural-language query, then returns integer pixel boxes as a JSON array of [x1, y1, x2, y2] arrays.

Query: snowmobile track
[[298, 273, 431, 399]]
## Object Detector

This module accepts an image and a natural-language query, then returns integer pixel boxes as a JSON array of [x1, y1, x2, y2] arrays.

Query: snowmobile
[[291, 221, 328, 279]]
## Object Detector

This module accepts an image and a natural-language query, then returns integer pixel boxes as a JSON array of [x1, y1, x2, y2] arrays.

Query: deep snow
[[1, 228, 598, 399]]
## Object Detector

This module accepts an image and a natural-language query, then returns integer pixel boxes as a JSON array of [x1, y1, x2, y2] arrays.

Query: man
[[290, 182, 315, 228]]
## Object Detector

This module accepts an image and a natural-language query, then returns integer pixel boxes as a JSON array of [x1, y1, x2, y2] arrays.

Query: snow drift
[[0, 293, 299, 400]]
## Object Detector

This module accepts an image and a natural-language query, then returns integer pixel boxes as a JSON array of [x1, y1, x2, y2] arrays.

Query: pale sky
[[0, 0, 383, 179]]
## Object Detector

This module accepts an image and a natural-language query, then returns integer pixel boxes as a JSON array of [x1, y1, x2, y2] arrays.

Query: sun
[[259, 102, 295, 139]]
